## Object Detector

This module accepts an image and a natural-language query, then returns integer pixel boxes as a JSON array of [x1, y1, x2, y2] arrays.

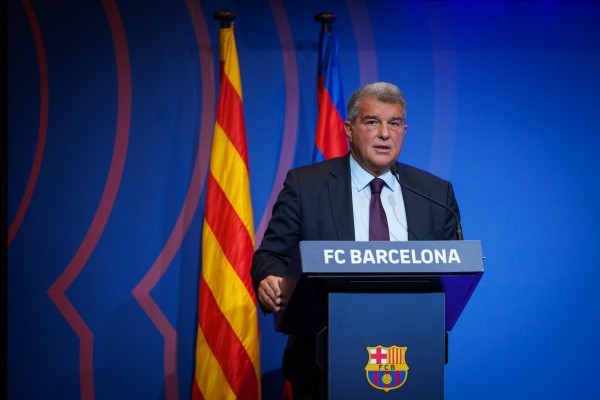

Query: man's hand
[[257, 275, 283, 313]]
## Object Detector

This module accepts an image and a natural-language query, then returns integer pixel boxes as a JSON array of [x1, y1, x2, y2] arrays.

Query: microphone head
[[390, 163, 399, 175]]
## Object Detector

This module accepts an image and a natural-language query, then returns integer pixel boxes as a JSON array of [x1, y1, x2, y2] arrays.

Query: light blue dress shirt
[[349, 155, 408, 241]]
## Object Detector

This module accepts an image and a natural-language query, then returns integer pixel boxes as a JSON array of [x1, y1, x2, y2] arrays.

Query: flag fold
[[314, 30, 347, 162]]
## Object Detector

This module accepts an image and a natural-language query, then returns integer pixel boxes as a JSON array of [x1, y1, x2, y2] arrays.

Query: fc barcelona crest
[[365, 345, 409, 392]]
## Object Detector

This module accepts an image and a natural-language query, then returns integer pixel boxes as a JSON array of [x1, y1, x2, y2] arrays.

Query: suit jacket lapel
[[328, 155, 355, 240]]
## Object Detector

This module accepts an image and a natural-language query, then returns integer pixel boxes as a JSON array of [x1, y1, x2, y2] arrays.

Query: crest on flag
[[365, 345, 409, 392]]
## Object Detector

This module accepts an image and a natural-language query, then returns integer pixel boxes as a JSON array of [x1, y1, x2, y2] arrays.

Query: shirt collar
[[349, 154, 397, 192]]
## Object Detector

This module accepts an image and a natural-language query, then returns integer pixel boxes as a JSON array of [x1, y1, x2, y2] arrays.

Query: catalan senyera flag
[[193, 25, 261, 400], [313, 29, 347, 162]]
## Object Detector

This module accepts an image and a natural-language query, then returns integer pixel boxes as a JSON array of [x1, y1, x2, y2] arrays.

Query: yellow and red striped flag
[[192, 24, 261, 400]]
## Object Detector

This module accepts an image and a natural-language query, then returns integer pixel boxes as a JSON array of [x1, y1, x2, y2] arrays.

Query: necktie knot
[[370, 178, 385, 195]]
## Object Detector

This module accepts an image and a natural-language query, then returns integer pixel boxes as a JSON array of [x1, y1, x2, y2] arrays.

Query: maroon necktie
[[369, 178, 390, 241]]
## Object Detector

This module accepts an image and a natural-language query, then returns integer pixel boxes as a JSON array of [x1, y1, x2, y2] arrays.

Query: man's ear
[[344, 121, 353, 142]]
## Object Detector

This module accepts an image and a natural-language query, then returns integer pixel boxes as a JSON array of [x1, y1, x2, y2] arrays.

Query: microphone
[[390, 164, 463, 240]]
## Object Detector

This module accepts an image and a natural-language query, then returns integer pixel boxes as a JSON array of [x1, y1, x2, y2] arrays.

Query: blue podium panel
[[328, 293, 445, 399]]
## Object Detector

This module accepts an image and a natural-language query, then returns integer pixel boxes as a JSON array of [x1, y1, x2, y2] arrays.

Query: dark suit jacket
[[251, 154, 460, 292], [250, 153, 460, 382]]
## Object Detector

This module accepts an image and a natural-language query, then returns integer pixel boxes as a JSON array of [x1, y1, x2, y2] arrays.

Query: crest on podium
[[365, 345, 409, 392]]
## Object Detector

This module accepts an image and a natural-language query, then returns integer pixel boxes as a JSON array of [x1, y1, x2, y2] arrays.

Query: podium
[[274, 240, 484, 399]]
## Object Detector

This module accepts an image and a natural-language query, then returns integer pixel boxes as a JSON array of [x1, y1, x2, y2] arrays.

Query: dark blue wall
[[8, 0, 600, 399]]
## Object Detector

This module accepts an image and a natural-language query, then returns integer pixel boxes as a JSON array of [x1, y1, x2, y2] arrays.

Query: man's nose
[[378, 122, 391, 138]]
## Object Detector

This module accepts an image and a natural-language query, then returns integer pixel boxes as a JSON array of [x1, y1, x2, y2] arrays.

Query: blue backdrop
[[7, 0, 600, 399]]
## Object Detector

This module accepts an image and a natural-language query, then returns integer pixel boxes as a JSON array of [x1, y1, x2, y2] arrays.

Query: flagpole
[[314, 11, 336, 33], [214, 9, 235, 28]]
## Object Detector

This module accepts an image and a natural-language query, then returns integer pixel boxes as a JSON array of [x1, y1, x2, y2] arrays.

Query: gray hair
[[346, 82, 407, 123]]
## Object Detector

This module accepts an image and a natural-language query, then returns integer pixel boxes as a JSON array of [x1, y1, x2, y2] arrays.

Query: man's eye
[[365, 119, 379, 126]]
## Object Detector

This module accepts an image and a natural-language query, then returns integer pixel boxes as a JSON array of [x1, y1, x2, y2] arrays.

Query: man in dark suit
[[251, 82, 460, 399]]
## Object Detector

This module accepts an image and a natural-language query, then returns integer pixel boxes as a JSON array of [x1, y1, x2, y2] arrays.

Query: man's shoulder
[[291, 154, 349, 179], [397, 162, 451, 186]]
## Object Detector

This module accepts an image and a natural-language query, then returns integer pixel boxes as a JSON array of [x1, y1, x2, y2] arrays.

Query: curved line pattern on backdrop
[[8, 0, 49, 247], [46, 1, 132, 398], [254, 0, 378, 244], [347, 0, 378, 86], [130, 1, 216, 398], [425, 4, 457, 178], [255, 0, 378, 244], [255, 0, 300, 246]]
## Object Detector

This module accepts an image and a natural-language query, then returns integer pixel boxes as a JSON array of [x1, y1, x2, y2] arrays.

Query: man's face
[[344, 97, 407, 177]]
